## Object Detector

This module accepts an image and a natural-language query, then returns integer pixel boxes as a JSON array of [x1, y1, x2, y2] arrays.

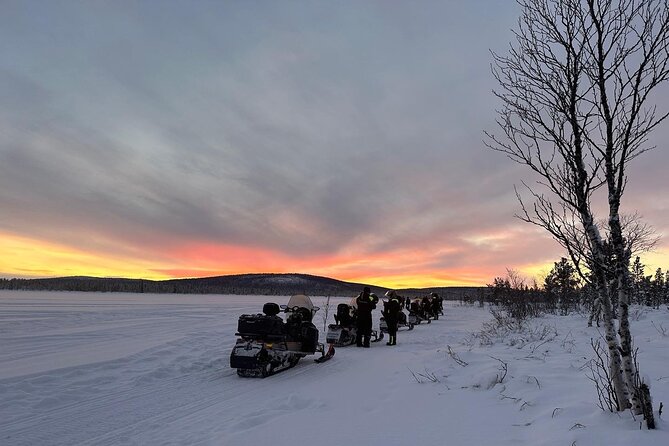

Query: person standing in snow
[[421, 295, 433, 320], [356, 287, 378, 347], [383, 291, 401, 346], [431, 292, 444, 316]]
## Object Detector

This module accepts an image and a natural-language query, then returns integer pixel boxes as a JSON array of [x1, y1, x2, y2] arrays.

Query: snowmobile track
[[0, 343, 340, 446]]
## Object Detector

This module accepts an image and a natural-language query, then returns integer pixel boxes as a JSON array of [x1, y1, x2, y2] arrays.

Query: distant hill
[[0, 273, 389, 297], [0, 273, 487, 298]]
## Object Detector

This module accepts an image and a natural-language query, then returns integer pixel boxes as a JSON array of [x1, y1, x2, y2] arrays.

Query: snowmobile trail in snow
[[0, 293, 351, 445]]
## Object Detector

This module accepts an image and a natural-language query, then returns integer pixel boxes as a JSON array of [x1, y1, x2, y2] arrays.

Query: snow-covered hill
[[0, 291, 667, 445]]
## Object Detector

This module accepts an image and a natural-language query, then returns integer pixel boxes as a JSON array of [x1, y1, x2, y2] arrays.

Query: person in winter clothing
[[356, 287, 378, 347], [382, 291, 402, 346], [395, 294, 408, 325], [421, 295, 433, 320], [431, 292, 444, 316]]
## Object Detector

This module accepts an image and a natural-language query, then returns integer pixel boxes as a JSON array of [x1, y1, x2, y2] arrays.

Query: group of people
[[354, 286, 443, 348], [407, 293, 444, 321]]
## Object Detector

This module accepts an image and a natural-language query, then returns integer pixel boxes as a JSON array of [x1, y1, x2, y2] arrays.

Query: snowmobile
[[230, 294, 334, 378], [325, 298, 380, 346], [408, 299, 431, 325], [379, 303, 414, 336]]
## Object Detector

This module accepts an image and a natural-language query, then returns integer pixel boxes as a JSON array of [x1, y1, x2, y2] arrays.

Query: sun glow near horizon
[[3, 229, 669, 290], [0, 231, 511, 287]]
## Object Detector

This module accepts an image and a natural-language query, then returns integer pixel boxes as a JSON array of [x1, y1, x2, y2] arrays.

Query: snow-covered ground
[[0, 291, 667, 445]]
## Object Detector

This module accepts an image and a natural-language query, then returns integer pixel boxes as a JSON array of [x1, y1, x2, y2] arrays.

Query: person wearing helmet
[[356, 287, 378, 347], [383, 291, 401, 346]]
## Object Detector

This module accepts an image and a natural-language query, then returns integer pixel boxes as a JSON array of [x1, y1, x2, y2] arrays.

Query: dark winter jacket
[[421, 297, 433, 315], [432, 294, 444, 313], [356, 291, 378, 329], [382, 298, 402, 324]]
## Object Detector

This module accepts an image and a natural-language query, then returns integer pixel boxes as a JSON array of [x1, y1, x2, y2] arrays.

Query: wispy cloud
[[1, 1, 668, 286]]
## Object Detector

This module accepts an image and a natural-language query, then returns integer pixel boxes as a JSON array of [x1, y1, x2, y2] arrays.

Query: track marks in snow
[[230, 394, 325, 433]]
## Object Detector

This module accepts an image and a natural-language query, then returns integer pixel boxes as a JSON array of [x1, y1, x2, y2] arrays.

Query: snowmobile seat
[[263, 302, 281, 316], [335, 303, 353, 326]]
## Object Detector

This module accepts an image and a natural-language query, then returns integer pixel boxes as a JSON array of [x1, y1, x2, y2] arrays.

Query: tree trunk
[[583, 215, 630, 410], [617, 275, 642, 414], [609, 201, 641, 413]]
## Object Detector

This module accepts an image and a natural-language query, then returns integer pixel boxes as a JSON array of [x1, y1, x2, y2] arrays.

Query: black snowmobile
[[408, 299, 432, 325], [325, 298, 380, 346], [230, 294, 334, 377]]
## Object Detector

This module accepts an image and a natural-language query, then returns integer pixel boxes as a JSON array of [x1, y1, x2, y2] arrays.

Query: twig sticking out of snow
[[586, 338, 619, 412], [530, 338, 551, 354], [651, 320, 668, 337], [489, 355, 508, 384], [407, 367, 440, 384], [526, 375, 541, 389], [447, 345, 468, 367], [320, 295, 332, 333], [561, 330, 576, 353], [499, 390, 533, 411], [520, 401, 534, 411]]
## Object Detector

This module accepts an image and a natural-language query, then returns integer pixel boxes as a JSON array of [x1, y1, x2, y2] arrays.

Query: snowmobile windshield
[[286, 294, 315, 311], [349, 297, 358, 309]]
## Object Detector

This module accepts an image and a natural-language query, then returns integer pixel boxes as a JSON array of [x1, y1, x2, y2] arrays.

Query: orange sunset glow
[[4, 228, 669, 289]]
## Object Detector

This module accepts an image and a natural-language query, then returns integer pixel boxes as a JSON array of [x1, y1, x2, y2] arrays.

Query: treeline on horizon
[[0, 273, 486, 298], [481, 257, 669, 319]]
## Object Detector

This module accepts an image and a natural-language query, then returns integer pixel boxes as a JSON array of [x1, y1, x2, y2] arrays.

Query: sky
[[1, 1, 669, 289]]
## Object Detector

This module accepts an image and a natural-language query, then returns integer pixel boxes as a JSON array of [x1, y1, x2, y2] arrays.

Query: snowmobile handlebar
[[279, 305, 320, 314]]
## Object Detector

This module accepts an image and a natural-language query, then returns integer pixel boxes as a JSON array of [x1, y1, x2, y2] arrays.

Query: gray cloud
[[1, 1, 668, 278]]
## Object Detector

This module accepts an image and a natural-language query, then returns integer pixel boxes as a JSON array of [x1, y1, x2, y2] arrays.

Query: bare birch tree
[[486, 0, 669, 424]]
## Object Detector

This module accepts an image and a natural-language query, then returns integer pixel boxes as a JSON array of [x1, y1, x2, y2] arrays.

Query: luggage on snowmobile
[[237, 314, 285, 338], [230, 295, 334, 378]]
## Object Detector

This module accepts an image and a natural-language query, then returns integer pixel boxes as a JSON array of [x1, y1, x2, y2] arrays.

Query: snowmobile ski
[[314, 344, 335, 363]]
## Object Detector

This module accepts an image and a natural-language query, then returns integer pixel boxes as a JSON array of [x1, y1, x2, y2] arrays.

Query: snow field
[[0, 291, 667, 445]]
